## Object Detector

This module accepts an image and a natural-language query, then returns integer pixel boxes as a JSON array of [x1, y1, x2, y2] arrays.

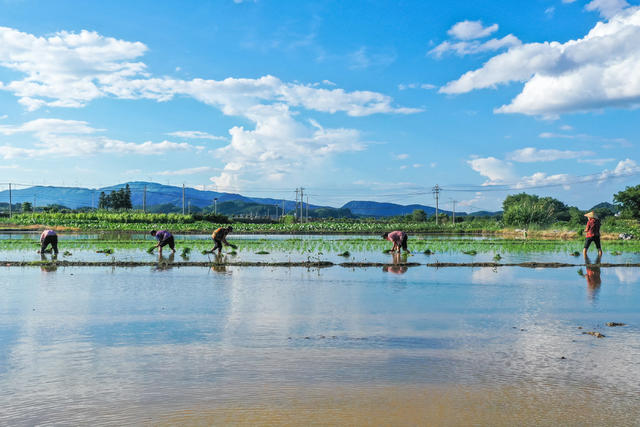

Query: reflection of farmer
[[382, 230, 409, 253], [39, 229, 59, 255], [584, 253, 602, 300], [383, 252, 408, 274], [583, 211, 602, 257], [211, 226, 235, 255], [150, 230, 176, 256]]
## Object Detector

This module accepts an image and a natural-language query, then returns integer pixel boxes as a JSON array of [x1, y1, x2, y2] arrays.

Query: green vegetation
[[614, 184, 640, 219]]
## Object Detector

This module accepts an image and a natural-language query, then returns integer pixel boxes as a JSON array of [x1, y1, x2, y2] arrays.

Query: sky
[[1, 0, 639, 212]]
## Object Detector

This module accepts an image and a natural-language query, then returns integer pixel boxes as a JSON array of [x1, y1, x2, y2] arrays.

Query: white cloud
[[156, 166, 213, 176], [0, 26, 421, 191], [560, 124, 573, 130], [513, 172, 572, 189], [0, 118, 199, 159], [0, 115, 7, 120], [412, 163, 423, 168], [209, 105, 365, 189], [430, 35, 521, 58], [447, 20, 499, 40], [396, 153, 409, 160], [467, 156, 517, 184], [441, 6, 640, 116], [545, 6, 556, 17], [398, 82, 437, 91], [507, 147, 595, 162], [167, 130, 227, 141], [585, 0, 629, 18]]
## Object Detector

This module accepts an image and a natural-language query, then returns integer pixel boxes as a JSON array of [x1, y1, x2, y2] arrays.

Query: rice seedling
[[493, 253, 501, 261], [180, 247, 191, 258], [462, 250, 477, 256], [570, 251, 580, 256], [255, 250, 270, 255], [611, 251, 622, 256], [147, 246, 156, 254], [96, 248, 114, 254], [63, 250, 72, 256], [423, 249, 435, 255], [338, 251, 350, 257]]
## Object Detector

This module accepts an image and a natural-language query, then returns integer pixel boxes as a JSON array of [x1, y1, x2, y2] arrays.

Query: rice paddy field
[[1, 232, 640, 267], [2, 232, 640, 425]]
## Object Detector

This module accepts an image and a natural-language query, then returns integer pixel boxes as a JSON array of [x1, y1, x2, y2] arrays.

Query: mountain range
[[0, 181, 470, 217]]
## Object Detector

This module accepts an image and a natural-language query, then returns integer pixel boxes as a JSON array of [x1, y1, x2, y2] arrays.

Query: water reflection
[[584, 254, 602, 301], [383, 252, 408, 275], [156, 252, 175, 270]]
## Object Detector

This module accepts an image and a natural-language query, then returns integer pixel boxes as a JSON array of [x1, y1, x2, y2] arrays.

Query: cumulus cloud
[[398, 83, 436, 90], [395, 153, 409, 160], [440, 5, 640, 116], [447, 20, 499, 40], [0, 26, 421, 190], [209, 106, 365, 189], [507, 147, 595, 162], [468, 154, 639, 189], [0, 118, 199, 159], [585, 0, 629, 18], [467, 156, 517, 184]]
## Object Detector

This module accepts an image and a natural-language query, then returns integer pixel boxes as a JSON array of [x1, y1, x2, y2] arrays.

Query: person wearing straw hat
[[583, 211, 602, 257]]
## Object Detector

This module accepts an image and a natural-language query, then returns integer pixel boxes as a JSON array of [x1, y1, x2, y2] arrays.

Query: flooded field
[[2, 232, 640, 265], [1, 262, 639, 425]]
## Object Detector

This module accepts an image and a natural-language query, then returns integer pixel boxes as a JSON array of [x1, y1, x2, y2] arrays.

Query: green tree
[[21, 201, 33, 212], [411, 209, 427, 222], [614, 184, 640, 219]]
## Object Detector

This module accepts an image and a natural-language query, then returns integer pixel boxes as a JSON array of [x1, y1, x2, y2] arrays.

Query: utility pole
[[299, 187, 305, 223], [282, 200, 285, 218], [8, 183, 12, 218], [214, 197, 218, 215], [143, 185, 147, 213], [432, 184, 440, 225], [451, 199, 457, 225], [295, 188, 299, 222], [182, 184, 185, 215]]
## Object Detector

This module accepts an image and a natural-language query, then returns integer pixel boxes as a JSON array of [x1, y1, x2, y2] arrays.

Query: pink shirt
[[40, 230, 56, 241], [386, 231, 406, 245]]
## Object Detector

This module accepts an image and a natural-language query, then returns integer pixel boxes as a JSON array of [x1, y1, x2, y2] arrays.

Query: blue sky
[[1, 0, 639, 211]]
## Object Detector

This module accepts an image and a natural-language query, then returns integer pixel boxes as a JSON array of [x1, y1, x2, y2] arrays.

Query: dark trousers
[[213, 238, 223, 252], [159, 236, 175, 250], [584, 236, 601, 250], [41, 235, 59, 254], [400, 233, 408, 251]]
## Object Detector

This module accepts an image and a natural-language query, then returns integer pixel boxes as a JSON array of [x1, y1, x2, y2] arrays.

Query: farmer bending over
[[151, 230, 176, 256], [382, 230, 409, 253], [39, 229, 59, 255], [583, 211, 602, 257], [211, 226, 235, 255]]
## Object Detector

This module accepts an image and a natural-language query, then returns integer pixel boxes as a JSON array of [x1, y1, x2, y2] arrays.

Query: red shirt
[[585, 218, 600, 238]]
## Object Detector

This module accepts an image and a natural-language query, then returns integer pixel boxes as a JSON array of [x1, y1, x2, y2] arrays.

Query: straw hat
[[584, 211, 597, 219]]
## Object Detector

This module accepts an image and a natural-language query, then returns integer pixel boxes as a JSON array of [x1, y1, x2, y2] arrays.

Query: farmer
[[39, 229, 59, 255], [150, 230, 176, 256], [211, 226, 235, 255], [583, 211, 602, 257], [382, 230, 409, 253]]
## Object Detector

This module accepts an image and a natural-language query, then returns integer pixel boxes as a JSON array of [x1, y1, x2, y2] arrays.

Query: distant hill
[[341, 201, 460, 218], [1, 181, 467, 217], [590, 202, 619, 213]]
